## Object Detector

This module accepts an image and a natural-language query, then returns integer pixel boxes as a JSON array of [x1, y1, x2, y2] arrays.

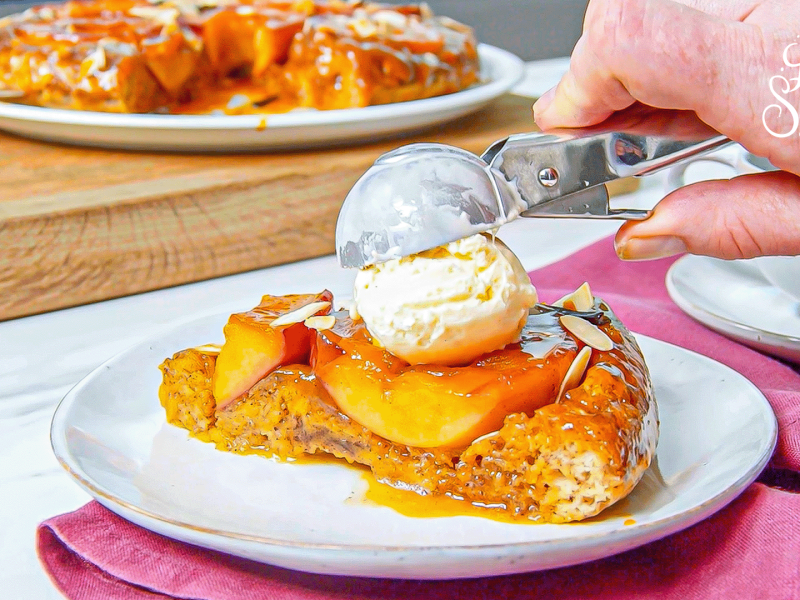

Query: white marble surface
[[1, 59, 733, 599]]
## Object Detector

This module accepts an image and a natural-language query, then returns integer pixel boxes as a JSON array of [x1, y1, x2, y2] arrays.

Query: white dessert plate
[[51, 314, 776, 580], [0, 44, 522, 152], [667, 254, 800, 364]]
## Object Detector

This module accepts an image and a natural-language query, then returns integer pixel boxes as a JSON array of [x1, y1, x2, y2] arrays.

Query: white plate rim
[[666, 255, 800, 346], [0, 44, 522, 131], [50, 323, 777, 558]]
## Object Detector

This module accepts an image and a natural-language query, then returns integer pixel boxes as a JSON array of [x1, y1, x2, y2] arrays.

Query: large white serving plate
[[0, 45, 522, 152], [51, 314, 776, 579], [667, 254, 800, 364]]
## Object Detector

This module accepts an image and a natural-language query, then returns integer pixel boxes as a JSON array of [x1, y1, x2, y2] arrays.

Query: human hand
[[533, 0, 800, 260]]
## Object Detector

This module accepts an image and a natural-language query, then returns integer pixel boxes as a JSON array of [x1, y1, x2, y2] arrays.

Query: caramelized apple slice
[[202, 10, 256, 75], [320, 363, 503, 448], [313, 314, 578, 448], [252, 19, 304, 75], [213, 291, 332, 410], [203, 9, 304, 76], [140, 31, 201, 97]]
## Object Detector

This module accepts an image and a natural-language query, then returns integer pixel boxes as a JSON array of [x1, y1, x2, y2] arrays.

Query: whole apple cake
[[0, 0, 479, 114]]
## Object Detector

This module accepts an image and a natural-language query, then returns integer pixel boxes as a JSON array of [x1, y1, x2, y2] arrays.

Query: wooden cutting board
[[0, 95, 637, 321]]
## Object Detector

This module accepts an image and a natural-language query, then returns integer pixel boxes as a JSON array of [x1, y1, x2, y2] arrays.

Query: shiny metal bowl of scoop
[[335, 143, 526, 269]]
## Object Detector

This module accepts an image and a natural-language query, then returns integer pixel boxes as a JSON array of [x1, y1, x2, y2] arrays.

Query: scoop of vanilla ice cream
[[352, 233, 538, 366]]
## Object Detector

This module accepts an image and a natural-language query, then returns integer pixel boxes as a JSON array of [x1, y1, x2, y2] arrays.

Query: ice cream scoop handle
[[483, 130, 732, 217]]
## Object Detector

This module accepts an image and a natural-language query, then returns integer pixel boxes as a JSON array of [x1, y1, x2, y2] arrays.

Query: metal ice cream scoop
[[335, 121, 731, 269]]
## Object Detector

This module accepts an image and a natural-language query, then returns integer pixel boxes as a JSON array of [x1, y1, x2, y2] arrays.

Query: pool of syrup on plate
[[347, 457, 672, 527]]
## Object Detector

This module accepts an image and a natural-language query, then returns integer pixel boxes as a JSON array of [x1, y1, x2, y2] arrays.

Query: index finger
[[533, 0, 754, 131]]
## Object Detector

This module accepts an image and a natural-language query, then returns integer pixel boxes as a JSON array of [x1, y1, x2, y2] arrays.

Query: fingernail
[[616, 236, 688, 261], [533, 86, 556, 120]]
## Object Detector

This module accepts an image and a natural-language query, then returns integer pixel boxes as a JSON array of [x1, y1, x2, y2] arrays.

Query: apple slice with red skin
[[213, 291, 332, 410]]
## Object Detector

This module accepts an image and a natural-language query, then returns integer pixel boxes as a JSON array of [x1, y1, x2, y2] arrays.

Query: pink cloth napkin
[[38, 237, 800, 600]]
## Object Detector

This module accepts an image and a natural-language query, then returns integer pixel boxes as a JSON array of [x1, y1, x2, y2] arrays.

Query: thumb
[[615, 171, 800, 260]]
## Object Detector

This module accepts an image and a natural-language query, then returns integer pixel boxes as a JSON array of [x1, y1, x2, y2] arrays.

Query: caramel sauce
[[356, 472, 535, 524], [194, 425, 645, 526], [357, 471, 642, 526], [168, 81, 300, 115]]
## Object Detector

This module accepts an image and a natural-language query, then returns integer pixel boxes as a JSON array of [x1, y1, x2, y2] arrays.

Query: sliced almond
[[180, 26, 204, 52], [81, 46, 106, 77], [193, 343, 222, 355], [553, 282, 594, 312], [270, 301, 330, 328], [129, 6, 180, 25], [371, 9, 409, 28], [557, 346, 592, 401], [197, 0, 239, 7], [559, 315, 614, 351], [471, 430, 501, 446], [98, 37, 137, 57], [350, 18, 378, 38], [304, 315, 336, 331]]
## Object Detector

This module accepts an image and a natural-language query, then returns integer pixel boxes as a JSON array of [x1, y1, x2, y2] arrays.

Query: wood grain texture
[[0, 95, 532, 320], [1, 95, 639, 320]]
